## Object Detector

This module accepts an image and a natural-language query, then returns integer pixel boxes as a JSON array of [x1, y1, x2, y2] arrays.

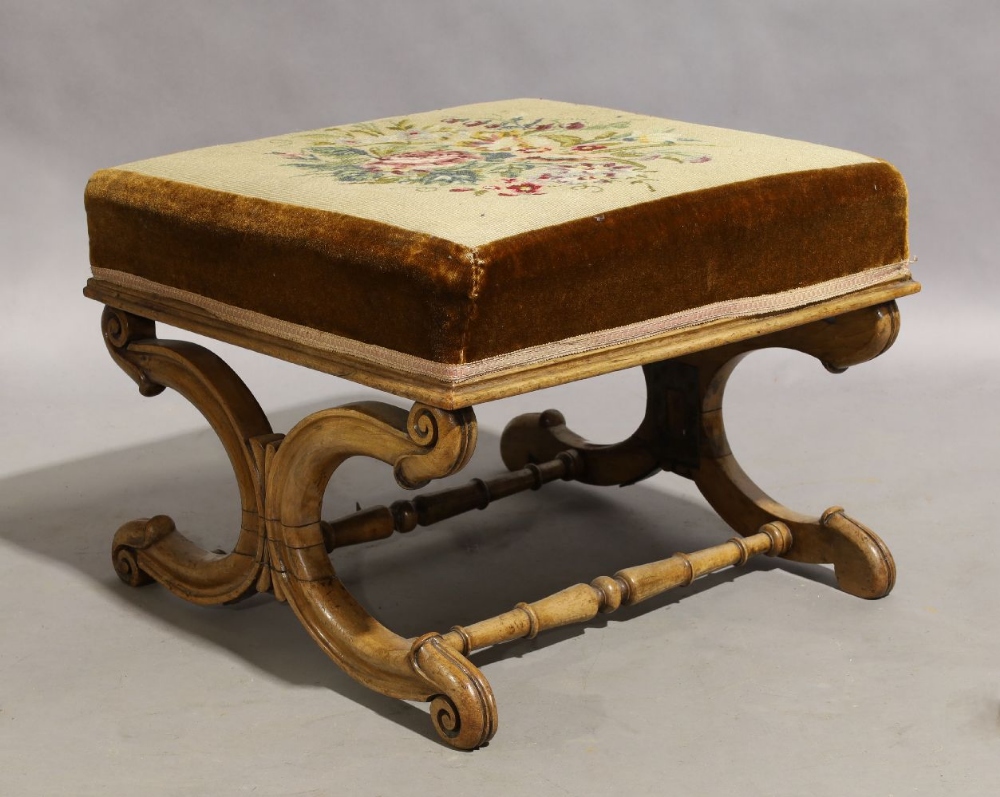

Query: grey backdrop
[[1, 2, 998, 795], [2, 0, 998, 470]]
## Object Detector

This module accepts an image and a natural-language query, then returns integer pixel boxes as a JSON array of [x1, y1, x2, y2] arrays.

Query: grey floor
[[2, 312, 997, 796]]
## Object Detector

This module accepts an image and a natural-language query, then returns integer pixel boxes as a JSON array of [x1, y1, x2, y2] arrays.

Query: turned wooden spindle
[[322, 450, 582, 550], [440, 521, 793, 655]]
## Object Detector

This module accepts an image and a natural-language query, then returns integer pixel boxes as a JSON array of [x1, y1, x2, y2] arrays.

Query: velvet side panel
[[85, 170, 479, 363], [466, 161, 908, 360]]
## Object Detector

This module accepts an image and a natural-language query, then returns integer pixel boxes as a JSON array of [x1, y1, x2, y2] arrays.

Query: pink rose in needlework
[[368, 150, 479, 172], [496, 180, 543, 196], [450, 181, 544, 195]]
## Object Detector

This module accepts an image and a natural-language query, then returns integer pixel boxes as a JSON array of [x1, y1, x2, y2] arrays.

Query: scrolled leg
[[692, 440, 897, 599], [499, 301, 901, 600], [688, 302, 901, 599], [102, 305, 495, 747], [499, 359, 687, 487], [265, 401, 496, 749], [101, 306, 273, 604]]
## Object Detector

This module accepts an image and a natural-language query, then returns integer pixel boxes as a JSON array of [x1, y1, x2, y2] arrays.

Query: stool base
[[100, 300, 899, 750]]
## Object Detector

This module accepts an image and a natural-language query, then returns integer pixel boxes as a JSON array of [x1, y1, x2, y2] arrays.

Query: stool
[[83, 99, 918, 750]]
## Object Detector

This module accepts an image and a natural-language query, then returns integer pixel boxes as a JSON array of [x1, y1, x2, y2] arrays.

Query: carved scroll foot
[[818, 507, 896, 599], [694, 451, 897, 599], [411, 634, 497, 750], [111, 516, 174, 587]]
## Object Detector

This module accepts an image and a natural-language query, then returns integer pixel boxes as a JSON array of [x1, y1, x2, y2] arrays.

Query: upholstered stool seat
[[86, 99, 913, 405], [84, 99, 919, 749]]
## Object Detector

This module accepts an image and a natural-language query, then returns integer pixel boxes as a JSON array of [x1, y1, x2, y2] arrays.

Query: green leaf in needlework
[[386, 118, 415, 131], [540, 133, 584, 146], [290, 163, 374, 182], [367, 143, 418, 158], [610, 145, 674, 158], [498, 162, 533, 179], [307, 145, 368, 158], [420, 169, 479, 185], [349, 122, 386, 138], [603, 157, 650, 170]]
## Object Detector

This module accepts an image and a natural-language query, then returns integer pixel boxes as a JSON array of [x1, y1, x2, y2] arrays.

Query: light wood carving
[[500, 301, 900, 599], [85, 276, 919, 408], [104, 307, 273, 604], [104, 307, 495, 748], [99, 299, 904, 749], [440, 522, 792, 654]]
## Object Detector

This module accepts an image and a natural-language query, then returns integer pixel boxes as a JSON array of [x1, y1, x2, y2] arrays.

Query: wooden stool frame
[[89, 284, 908, 750]]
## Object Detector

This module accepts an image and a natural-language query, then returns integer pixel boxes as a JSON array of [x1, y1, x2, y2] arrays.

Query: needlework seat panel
[[85, 98, 910, 381]]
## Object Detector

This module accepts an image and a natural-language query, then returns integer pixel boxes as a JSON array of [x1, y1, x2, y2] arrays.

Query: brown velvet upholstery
[[85, 103, 908, 365]]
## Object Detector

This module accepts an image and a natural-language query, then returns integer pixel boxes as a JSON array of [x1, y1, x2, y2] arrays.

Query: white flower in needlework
[[270, 115, 711, 196]]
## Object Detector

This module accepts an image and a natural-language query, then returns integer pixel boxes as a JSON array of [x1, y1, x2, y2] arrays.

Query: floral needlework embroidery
[[270, 115, 711, 196]]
